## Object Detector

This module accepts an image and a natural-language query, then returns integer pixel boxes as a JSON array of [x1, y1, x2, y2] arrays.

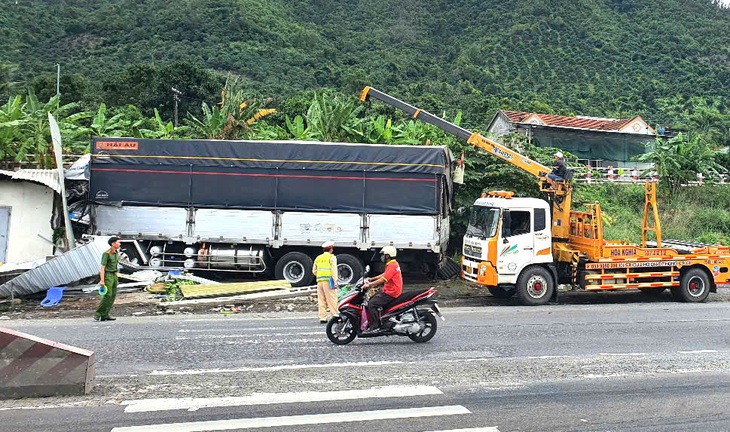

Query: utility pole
[[171, 87, 182, 128], [56, 64, 60, 96]]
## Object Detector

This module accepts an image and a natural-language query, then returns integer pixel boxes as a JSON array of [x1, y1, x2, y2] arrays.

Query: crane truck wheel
[[515, 266, 554, 306], [275, 252, 315, 287], [335, 254, 364, 286], [487, 286, 516, 299], [672, 268, 710, 303]]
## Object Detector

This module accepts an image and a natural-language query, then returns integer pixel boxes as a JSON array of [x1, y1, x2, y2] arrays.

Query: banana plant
[[90, 103, 143, 137], [0, 90, 88, 168], [139, 108, 181, 139], [0, 96, 25, 160], [285, 115, 311, 140], [187, 78, 276, 140], [304, 93, 363, 142]]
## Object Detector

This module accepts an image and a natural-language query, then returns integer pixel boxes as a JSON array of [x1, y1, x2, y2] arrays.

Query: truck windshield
[[466, 206, 500, 238]]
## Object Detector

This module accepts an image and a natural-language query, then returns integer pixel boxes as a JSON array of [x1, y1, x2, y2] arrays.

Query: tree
[[0, 90, 89, 168], [187, 78, 276, 140], [637, 133, 725, 197], [89, 103, 143, 137], [0, 63, 21, 100]]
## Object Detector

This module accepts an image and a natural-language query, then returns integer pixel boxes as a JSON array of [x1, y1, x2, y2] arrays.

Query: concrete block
[[0, 328, 95, 398]]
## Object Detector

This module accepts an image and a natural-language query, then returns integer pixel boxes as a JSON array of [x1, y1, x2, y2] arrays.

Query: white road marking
[[149, 360, 404, 376], [174, 332, 322, 340], [122, 385, 443, 413], [525, 355, 574, 360], [423, 428, 500, 432], [599, 352, 646, 356], [178, 327, 320, 333], [111, 405, 471, 432], [677, 350, 718, 354]]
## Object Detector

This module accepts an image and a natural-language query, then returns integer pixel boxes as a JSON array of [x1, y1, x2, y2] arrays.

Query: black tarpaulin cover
[[90, 138, 452, 215]]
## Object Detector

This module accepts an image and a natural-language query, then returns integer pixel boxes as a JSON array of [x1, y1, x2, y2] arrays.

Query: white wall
[[487, 114, 514, 137], [0, 181, 54, 263]]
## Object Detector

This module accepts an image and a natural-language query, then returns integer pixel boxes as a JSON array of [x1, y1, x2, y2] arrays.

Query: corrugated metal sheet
[[501, 110, 649, 134], [0, 236, 110, 298], [0, 169, 61, 193]]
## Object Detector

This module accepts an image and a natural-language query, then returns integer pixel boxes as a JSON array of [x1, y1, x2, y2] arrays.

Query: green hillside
[[2, 0, 729, 126]]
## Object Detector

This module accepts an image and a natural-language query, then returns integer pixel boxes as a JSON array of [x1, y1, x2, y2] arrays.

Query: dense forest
[[1, 0, 730, 245], [2, 0, 730, 126]]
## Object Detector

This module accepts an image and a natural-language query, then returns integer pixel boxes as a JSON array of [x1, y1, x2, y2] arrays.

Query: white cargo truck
[[89, 138, 454, 286]]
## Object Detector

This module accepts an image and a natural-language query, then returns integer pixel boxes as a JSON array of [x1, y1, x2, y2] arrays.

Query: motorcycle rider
[[362, 246, 402, 333]]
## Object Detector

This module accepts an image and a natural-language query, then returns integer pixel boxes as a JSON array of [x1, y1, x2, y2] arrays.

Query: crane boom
[[360, 86, 551, 178], [360, 86, 573, 240]]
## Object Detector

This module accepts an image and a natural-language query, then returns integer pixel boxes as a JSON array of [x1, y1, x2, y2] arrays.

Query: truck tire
[[488, 286, 516, 299], [671, 268, 710, 303], [275, 252, 314, 287], [515, 266, 554, 306], [336, 254, 364, 286]]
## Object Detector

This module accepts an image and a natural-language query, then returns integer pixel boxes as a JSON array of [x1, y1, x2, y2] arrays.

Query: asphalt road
[[2, 299, 730, 431]]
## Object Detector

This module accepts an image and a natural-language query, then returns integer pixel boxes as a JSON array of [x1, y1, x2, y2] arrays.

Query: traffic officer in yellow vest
[[312, 241, 339, 323]]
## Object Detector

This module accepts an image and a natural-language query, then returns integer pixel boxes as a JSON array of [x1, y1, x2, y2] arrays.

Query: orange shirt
[[382, 259, 403, 298]]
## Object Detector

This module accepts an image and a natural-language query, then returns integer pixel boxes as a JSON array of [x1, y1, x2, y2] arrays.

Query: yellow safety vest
[[314, 252, 333, 281]]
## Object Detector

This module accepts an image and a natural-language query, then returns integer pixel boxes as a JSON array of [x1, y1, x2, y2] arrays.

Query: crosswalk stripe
[[111, 405, 471, 432], [149, 360, 403, 376], [122, 385, 444, 413]]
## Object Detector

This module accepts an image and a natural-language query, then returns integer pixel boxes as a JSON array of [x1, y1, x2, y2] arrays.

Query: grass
[[586, 183, 730, 245]]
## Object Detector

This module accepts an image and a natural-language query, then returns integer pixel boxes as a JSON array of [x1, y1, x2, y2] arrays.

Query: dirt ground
[[0, 278, 483, 321]]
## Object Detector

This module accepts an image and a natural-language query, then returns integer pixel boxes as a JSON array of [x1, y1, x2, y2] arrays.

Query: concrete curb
[[0, 328, 95, 398]]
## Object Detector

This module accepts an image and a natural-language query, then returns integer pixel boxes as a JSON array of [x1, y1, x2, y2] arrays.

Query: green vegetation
[[584, 182, 730, 246], [0, 0, 729, 248], [2, 0, 730, 125]]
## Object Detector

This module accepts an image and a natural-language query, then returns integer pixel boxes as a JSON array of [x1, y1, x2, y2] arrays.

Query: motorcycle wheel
[[326, 316, 357, 345], [408, 310, 438, 343]]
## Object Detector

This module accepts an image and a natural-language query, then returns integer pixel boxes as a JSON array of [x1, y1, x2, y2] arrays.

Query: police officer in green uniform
[[95, 236, 121, 321]]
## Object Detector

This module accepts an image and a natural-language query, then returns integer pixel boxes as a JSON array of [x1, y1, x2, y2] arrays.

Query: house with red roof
[[487, 110, 656, 168]]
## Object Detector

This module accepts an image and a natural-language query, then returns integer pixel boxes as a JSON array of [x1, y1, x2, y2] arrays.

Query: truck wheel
[[516, 266, 554, 306], [275, 252, 314, 287], [671, 268, 710, 303], [336, 254, 364, 286], [488, 286, 516, 299]]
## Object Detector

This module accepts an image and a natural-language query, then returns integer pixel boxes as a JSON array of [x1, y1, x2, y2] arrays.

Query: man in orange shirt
[[362, 246, 402, 332]]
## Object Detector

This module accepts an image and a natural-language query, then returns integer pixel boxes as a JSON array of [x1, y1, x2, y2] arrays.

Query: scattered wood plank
[[180, 279, 292, 299]]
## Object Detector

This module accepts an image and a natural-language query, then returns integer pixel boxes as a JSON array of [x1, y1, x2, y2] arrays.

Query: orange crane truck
[[360, 86, 730, 305]]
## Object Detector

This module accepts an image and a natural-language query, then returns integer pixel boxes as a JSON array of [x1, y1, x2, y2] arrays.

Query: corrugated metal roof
[[0, 169, 61, 193], [501, 110, 648, 134], [0, 237, 109, 298]]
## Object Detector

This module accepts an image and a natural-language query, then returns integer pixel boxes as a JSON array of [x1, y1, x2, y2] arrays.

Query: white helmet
[[380, 246, 397, 258], [321, 240, 335, 249]]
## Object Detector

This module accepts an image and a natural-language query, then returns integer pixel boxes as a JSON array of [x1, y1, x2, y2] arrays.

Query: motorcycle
[[326, 267, 444, 345]]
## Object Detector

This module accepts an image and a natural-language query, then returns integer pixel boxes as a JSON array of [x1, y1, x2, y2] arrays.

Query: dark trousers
[[452, 183, 462, 206], [96, 273, 118, 318], [367, 291, 396, 329]]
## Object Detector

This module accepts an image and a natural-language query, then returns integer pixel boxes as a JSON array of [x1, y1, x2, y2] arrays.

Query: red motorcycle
[[326, 269, 444, 345]]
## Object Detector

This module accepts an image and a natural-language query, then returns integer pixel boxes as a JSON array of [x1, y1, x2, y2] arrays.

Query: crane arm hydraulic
[[360, 86, 573, 240], [359, 86, 552, 178]]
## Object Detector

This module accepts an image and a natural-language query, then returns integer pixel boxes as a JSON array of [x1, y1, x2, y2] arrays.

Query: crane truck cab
[[462, 191, 557, 305]]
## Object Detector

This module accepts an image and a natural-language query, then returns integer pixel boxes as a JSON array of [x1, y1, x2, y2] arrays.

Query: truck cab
[[462, 192, 556, 304]]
